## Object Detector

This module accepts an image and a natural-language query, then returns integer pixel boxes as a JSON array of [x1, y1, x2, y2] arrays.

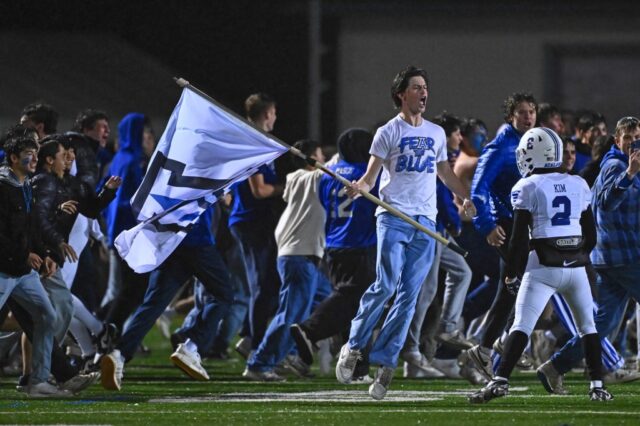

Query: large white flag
[[115, 87, 289, 273]]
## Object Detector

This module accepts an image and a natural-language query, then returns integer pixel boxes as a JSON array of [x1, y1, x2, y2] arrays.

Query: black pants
[[301, 247, 376, 343], [480, 218, 518, 348], [101, 257, 150, 333]]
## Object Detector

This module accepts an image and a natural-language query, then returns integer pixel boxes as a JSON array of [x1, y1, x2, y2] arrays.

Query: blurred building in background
[[1, 1, 639, 145]]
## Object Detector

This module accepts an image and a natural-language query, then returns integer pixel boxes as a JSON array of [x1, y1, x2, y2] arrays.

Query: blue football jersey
[[319, 160, 377, 249]]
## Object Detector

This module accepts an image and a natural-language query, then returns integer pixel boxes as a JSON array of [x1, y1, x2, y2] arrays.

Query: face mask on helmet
[[515, 127, 563, 177]]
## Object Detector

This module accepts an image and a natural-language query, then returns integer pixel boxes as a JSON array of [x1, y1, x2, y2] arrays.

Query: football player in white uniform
[[469, 127, 612, 403]]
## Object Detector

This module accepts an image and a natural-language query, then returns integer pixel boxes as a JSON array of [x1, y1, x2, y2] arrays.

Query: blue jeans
[[118, 244, 232, 360], [176, 261, 249, 354], [0, 270, 56, 384], [404, 235, 472, 354], [551, 262, 640, 374], [212, 239, 251, 352], [230, 220, 280, 349], [348, 213, 436, 367], [42, 269, 74, 343], [248, 255, 330, 371]]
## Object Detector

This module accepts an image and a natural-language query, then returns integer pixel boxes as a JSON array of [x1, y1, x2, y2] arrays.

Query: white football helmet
[[515, 127, 563, 177]]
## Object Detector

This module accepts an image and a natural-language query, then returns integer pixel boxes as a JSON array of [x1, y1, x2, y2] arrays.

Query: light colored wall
[[338, 17, 640, 134]]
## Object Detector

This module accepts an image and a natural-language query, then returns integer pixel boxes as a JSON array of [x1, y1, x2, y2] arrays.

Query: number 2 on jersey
[[551, 195, 571, 226], [330, 187, 354, 218]]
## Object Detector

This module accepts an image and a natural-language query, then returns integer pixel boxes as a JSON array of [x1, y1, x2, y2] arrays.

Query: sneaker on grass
[[27, 381, 72, 398], [604, 367, 640, 384], [242, 368, 286, 382], [335, 344, 361, 384], [463, 345, 493, 381], [60, 372, 100, 394], [536, 360, 568, 395], [282, 354, 314, 378], [589, 387, 613, 401], [401, 351, 446, 378], [170, 343, 209, 381], [369, 366, 395, 400], [468, 378, 509, 404], [101, 349, 124, 391]]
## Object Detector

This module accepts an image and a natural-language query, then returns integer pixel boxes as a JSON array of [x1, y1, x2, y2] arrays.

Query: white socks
[[184, 339, 198, 354]]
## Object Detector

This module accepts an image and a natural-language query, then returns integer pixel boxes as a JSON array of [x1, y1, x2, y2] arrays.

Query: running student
[[469, 127, 612, 403], [335, 65, 476, 400]]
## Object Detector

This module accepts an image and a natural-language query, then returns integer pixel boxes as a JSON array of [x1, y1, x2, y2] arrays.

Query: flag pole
[[174, 77, 468, 257]]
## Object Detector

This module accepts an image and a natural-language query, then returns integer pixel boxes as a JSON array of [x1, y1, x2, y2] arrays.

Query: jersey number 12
[[330, 187, 354, 218]]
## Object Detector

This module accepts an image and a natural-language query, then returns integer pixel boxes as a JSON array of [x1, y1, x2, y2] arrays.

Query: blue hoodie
[[591, 144, 640, 266], [471, 124, 523, 236], [102, 113, 145, 247]]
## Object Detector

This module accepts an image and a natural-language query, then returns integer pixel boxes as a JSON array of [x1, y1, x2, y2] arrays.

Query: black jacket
[[32, 171, 116, 266], [0, 165, 51, 276], [70, 132, 100, 191]]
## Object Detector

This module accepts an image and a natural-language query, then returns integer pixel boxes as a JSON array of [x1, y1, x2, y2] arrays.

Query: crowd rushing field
[[0, 326, 638, 425]]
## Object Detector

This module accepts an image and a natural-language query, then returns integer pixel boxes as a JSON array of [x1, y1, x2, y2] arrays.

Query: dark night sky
[[0, 0, 311, 143]]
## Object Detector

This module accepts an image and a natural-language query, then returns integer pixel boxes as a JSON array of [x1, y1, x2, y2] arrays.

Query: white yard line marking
[[1, 409, 636, 416], [148, 388, 530, 403]]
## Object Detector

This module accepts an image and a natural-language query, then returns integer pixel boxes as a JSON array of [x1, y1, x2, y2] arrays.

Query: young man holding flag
[[336, 66, 476, 400], [102, 85, 289, 390]]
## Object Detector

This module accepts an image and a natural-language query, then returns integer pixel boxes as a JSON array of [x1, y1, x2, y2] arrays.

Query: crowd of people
[[0, 65, 639, 403]]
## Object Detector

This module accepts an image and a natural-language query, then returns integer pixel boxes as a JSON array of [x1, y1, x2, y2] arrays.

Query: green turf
[[1, 326, 638, 425]]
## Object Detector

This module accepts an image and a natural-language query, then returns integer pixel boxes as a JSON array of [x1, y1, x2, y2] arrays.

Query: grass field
[[1, 326, 638, 425]]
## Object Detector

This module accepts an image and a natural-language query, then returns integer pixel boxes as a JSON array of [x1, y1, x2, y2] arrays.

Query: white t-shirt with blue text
[[370, 115, 448, 221]]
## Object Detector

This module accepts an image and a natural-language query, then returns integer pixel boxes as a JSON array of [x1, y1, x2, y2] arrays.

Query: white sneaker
[[536, 360, 568, 395], [369, 366, 395, 400], [604, 368, 640, 384], [60, 372, 99, 394], [401, 351, 445, 378], [431, 358, 462, 379], [281, 354, 314, 378], [28, 381, 72, 398], [170, 344, 209, 381], [464, 345, 493, 381], [335, 344, 361, 384], [461, 364, 488, 385], [101, 349, 124, 391], [492, 338, 533, 370]]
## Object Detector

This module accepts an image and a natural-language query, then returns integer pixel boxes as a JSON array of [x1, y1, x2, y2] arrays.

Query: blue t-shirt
[[318, 160, 377, 249], [228, 163, 278, 227]]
